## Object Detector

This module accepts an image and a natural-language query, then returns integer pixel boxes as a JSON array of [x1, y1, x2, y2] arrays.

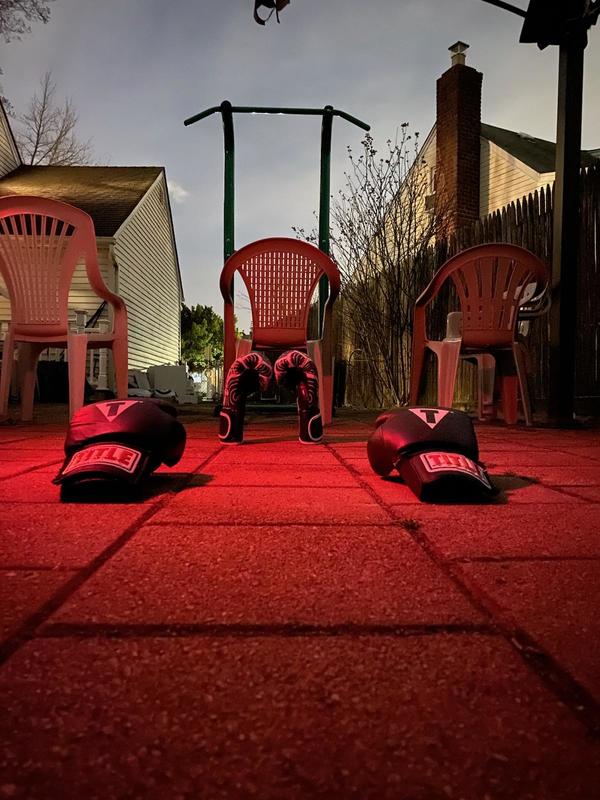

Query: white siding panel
[[479, 140, 540, 216], [113, 177, 181, 370], [0, 108, 20, 177]]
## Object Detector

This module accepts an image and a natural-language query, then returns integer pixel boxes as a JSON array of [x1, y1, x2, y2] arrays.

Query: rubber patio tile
[[47, 524, 482, 627], [152, 486, 390, 525], [485, 480, 580, 504], [561, 446, 600, 461], [403, 505, 600, 559], [0, 569, 75, 640], [460, 560, 600, 702], [1, 635, 599, 800], [0, 458, 61, 478], [210, 447, 341, 467], [334, 457, 373, 476], [0, 437, 65, 452], [493, 464, 600, 486], [559, 486, 600, 502], [0, 469, 174, 504], [204, 465, 359, 488], [480, 451, 594, 468], [359, 475, 422, 505], [0, 503, 151, 568]]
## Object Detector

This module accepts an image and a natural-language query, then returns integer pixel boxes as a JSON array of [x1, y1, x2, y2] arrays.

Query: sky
[[2, 0, 599, 328]]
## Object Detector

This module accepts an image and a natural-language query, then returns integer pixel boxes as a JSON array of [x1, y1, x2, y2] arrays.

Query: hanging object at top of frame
[[519, 0, 599, 49], [254, 0, 290, 26]]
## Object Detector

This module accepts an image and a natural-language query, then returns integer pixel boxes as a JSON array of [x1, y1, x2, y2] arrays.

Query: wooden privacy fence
[[342, 163, 600, 413]]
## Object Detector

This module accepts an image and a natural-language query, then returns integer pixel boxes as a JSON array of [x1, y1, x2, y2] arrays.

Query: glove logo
[[95, 400, 141, 422], [409, 408, 450, 429]]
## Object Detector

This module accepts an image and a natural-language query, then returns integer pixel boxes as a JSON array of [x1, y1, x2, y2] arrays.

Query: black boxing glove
[[367, 407, 494, 501], [274, 350, 323, 443], [53, 398, 186, 495], [219, 352, 273, 443]]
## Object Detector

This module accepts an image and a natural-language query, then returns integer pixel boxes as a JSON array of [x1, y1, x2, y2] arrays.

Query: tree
[[181, 304, 224, 373], [296, 127, 447, 407], [0, 0, 53, 40], [14, 71, 94, 165], [0, 0, 55, 112]]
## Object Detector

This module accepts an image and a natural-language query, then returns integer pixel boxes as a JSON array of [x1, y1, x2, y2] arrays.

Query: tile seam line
[[143, 520, 399, 528], [0, 444, 225, 668], [449, 554, 600, 563], [0, 458, 62, 481], [324, 442, 600, 738], [37, 622, 499, 639]]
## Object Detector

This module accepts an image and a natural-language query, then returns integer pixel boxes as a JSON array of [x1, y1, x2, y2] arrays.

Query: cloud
[[167, 180, 190, 205]]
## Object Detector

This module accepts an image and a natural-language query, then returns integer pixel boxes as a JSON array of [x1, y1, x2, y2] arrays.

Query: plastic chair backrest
[[426, 244, 549, 349], [0, 195, 95, 337], [220, 237, 341, 348]]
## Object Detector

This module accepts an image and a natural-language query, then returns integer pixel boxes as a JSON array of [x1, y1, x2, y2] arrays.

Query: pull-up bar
[[184, 101, 370, 261]]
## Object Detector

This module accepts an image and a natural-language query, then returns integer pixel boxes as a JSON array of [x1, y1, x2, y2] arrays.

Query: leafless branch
[[296, 128, 449, 407], [14, 71, 95, 165]]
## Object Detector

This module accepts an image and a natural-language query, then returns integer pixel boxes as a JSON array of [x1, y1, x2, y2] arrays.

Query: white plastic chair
[[0, 195, 128, 421], [410, 244, 549, 425]]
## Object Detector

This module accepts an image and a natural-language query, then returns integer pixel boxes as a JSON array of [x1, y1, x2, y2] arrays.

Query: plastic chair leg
[[18, 343, 45, 422], [435, 340, 461, 408], [0, 328, 15, 418], [475, 353, 496, 420], [513, 342, 533, 426], [501, 375, 519, 425], [67, 333, 89, 419], [111, 338, 129, 400]]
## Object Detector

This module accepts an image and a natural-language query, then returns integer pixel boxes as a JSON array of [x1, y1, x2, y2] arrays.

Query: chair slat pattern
[[452, 255, 538, 338], [238, 248, 322, 336], [0, 212, 75, 326]]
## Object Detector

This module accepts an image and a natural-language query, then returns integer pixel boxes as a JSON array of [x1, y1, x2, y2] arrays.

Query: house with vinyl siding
[[418, 43, 598, 234], [0, 100, 183, 383]]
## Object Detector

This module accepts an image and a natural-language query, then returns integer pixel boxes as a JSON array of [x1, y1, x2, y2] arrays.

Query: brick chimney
[[435, 42, 482, 233]]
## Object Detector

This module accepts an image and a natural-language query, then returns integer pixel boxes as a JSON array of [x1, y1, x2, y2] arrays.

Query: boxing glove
[[53, 398, 186, 495], [219, 352, 273, 443], [367, 407, 493, 501], [274, 350, 323, 443]]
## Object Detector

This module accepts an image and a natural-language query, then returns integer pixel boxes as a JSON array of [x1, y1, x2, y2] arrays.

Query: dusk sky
[[2, 0, 599, 325]]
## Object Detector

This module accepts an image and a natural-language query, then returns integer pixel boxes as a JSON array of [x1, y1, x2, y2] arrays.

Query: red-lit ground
[[1, 406, 599, 799]]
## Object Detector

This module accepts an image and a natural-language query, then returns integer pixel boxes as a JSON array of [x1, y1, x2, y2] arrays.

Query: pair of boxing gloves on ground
[[52, 349, 323, 496], [53, 348, 494, 500]]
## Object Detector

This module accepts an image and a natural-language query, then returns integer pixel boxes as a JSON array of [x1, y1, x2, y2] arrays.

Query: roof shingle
[[0, 165, 162, 236], [481, 123, 598, 173]]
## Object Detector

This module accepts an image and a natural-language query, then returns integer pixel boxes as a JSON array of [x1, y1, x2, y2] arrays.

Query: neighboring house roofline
[[481, 122, 598, 173], [415, 120, 597, 181], [0, 165, 162, 235]]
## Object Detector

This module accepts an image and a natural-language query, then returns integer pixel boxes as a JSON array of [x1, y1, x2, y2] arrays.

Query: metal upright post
[[549, 35, 586, 424], [318, 105, 334, 332], [220, 101, 236, 262]]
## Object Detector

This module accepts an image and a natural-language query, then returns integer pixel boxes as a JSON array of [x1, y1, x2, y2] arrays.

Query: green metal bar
[[183, 106, 221, 126], [185, 104, 370, 132], [220, 101, 235, 262], [332, 109, 371, 131], [318, 106, 334, 332]]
